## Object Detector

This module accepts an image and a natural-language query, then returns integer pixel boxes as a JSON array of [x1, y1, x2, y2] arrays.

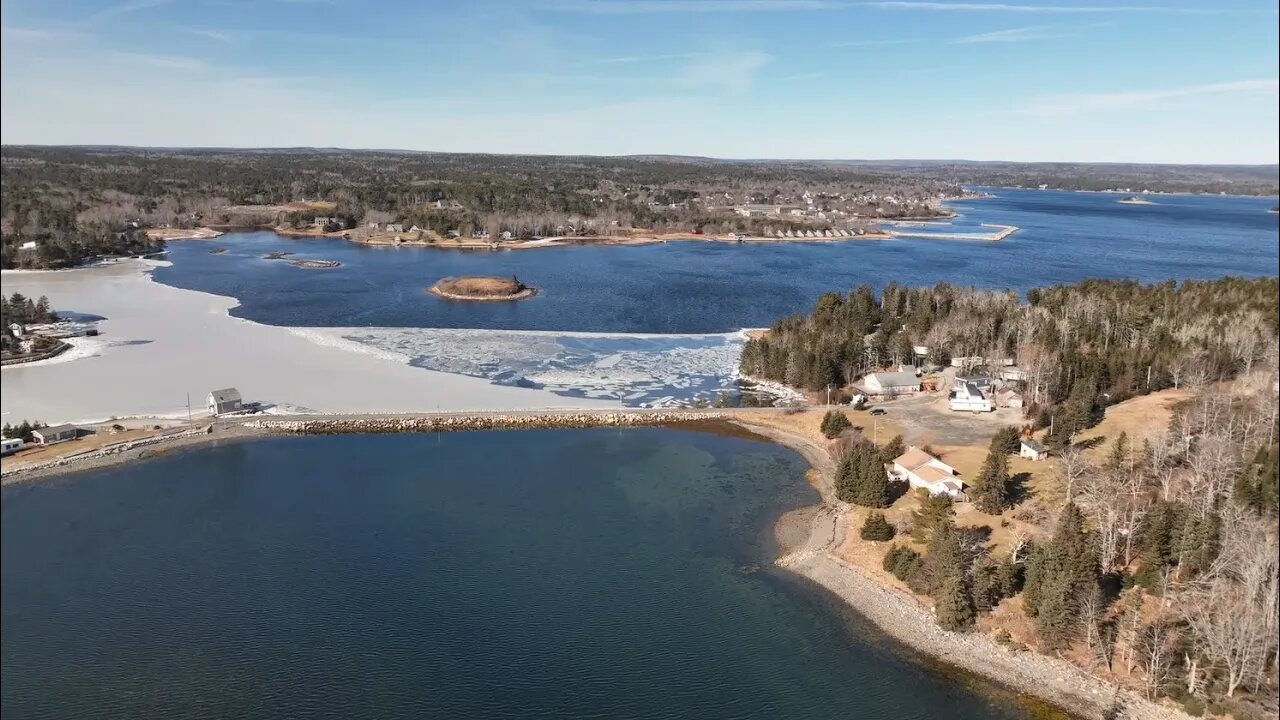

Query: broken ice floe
[[294, 327, 770, 407]]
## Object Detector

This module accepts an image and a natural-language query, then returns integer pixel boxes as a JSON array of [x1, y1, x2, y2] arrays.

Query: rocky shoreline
[[733, 417, 1189, 720]]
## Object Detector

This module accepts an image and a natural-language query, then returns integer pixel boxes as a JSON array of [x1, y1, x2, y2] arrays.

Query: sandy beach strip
[[0, 260, 614, 425]]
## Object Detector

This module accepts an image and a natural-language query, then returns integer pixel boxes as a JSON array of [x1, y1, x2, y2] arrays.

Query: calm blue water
[[152, 188, 1279, 333], [2, 430, 1033, 719]]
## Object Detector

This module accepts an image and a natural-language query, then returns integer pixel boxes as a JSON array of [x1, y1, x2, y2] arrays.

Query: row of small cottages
[[889, 441, 1048, 500], [862, 367, 1025, 413]]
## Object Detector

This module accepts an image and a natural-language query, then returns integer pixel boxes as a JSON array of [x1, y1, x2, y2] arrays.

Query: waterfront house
[[385, 223, 405, 233], [863, 370, 921, 395], [207, 388, 243, 415], [1020, 439, 1049, 461], [955, 375, 994, 391], [949, 382, 993, 412], [32, 424, 79, 445], [891, 447, 966, 499]]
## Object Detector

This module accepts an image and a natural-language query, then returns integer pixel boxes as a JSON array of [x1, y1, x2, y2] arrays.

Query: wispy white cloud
[[678, 50, 773, 92], [828, 38, 913, 47], [588, 52, 702, 64], [1018, 79, 1280, 116], [185, 28, 237, 44], [553, 0, 844, 13], [866, 2, 1213, 13], [108, 51, 210, 71], [86, 0, 172, 22], [953, 25, 1068, 42]]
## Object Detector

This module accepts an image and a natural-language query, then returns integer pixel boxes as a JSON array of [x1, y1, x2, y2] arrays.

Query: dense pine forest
[[741, 277, 1279, 437]]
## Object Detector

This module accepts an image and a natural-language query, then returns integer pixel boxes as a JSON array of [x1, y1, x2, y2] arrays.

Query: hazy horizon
[[3, 143, 1279, 168], [2, 0, 1277, 164]]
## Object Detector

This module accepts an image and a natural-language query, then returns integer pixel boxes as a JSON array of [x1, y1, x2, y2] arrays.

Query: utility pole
[[186, 392, 192, 427], [826, 384, 832, 406]]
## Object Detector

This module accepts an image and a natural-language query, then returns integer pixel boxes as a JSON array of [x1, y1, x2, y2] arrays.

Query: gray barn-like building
[[207, 388, 243, 416], [32, 424, 79, 445]]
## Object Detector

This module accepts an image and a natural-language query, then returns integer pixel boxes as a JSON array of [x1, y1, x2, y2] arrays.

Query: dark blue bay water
[[152, 188, 1279, 333], [2, 430, 1034, 720]]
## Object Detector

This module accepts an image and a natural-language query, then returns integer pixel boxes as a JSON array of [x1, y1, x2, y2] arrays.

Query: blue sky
[[1, 0, 1277, 163]]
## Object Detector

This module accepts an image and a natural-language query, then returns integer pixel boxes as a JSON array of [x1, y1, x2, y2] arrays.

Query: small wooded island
[[428, 276, 537, 301]]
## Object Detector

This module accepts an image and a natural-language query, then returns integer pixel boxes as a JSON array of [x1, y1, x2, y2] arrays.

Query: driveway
[[870, 392, 1023, 446]]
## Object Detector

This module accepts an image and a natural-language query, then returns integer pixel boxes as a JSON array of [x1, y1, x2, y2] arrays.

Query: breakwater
[[886, 224, 1018, 241], [245, 410, 728, 435], [1, 426, 210, 480]]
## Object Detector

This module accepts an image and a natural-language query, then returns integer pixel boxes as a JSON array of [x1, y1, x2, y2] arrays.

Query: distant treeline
[[0, 147, 960, 267], [837, 160, 1280, 196], [741, 277, 1278, 438]]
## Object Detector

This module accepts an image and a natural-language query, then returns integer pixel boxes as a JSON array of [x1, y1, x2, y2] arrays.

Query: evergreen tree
[[996, 553, 1021, 598], [988, 426, 1021, 455], [836, 443, 892, 508], [1106, 431, 1130, 470], [1234, 444, 1279, 516], [930, 523, 975, 631], [973, 449, 1010, 514], [910, 490, 955, 542], [971, 555, 1002, 612], [1133, 500, 1182, 589], [820, 409, 852, 439], [883, 544, 922, 581], [860, 511, 896, 541], [1047, 379, 1102, 448], [1021, 503, 1099, 650], [1176, 511, 1221, 579], [879, 434, 906, 464]]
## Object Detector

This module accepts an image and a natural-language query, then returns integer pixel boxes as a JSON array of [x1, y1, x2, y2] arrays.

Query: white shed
[[1020, 439, 1049, 461]]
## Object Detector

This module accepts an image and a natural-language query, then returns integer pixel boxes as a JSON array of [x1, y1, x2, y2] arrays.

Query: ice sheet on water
[[309, 327, 750, 407]]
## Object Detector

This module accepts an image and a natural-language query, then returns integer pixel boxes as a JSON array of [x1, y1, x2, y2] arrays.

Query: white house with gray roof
[[863, 370, 921, 395]]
